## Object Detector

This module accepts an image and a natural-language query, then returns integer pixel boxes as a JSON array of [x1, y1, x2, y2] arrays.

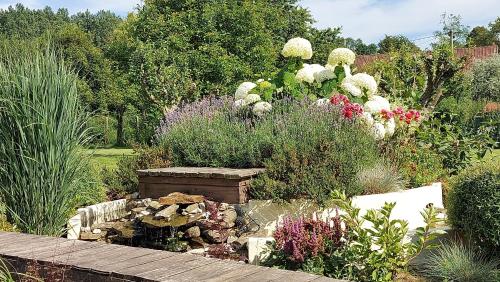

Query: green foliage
[[416, 112, 495, 174], [381, 136, 447, 187], [467, 26, 497, 47], [130, 0, 312, 109], [329, 191, 443, 281], [447, 162, 500, 254], [433, 13, 470, 48], [102, 147, 171, 196], [470, 54, 500, 101], [422, 241, 499, 282], [378, 35, 419, 53], [71, 10, 122, 48], [0, 49, 91, 236], [159, 101, 382, 205]]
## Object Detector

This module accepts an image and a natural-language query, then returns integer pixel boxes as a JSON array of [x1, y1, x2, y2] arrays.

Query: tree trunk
[[116, 108, 125, 147]]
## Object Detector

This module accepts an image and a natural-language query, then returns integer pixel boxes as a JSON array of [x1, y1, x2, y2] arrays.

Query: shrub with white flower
[[253, 101, 272, 117], [232, 37, 421, 134], [235, 82, 257, 100], [327, 48, 356, 67], [281, 37, 313, 60]]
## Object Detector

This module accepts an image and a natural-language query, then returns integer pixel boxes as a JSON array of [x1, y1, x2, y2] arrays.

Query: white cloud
[[300, 0, 500, 47]]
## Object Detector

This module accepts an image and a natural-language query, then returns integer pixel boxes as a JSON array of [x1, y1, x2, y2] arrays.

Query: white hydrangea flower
[[256, 78, 265, 83], [341, 76, 362, 96], [364, 95, 390, 113], [252, 101, 272, 117], [328, 48, 356, 66], [243, 93, 261, 105], [235, 82, 256, 100], [315, 98, 330, 107], [343, 64, 352, 78], [372, 122, 386, 140], [361, 112, 374, 126], [281, 37, 313, 60], [314, 68, 335, 83], [351, 73, 377, 97], [385, 118, 396, 136], [234, 99, 245, 109], [296, 64, 325, 84]]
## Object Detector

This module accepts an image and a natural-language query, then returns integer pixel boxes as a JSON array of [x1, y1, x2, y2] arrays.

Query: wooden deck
[[0, 231, 342, 281]]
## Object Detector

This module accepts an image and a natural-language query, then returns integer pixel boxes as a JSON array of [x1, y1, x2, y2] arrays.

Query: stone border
[[67, 199, 127, 240]]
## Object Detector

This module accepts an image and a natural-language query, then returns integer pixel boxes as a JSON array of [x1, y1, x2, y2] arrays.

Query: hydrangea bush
[[233, 37, 421, 140]]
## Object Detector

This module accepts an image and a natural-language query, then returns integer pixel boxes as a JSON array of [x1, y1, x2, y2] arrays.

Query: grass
[[86, 148, 135, 171]]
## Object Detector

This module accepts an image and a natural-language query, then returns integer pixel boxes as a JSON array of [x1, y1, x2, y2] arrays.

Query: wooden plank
[[142, 184, 241, 203], [139, 255, 215, 280], [204, 264, 265, 282], [119, 253, 200, 277], [32, 240, 96, 260], [161, 259, 249, 281], [139, 176, 248, 187], [0, 236, 58, 253]]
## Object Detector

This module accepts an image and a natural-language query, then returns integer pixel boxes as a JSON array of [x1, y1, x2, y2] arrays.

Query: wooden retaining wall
[[0, 231, 341, 282], [138, 167, 265, 204]]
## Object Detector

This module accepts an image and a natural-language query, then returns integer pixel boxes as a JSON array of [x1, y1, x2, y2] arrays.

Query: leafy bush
[[102, 146, 171, 197], [470, 54, 500, 101], [422, 241, 499, 282], [357, 163, 405, 194], [381, 136, 447, 187], [0, 49, 91, 236], [447, 162, 500, 254], [158, 100, 383, 205]]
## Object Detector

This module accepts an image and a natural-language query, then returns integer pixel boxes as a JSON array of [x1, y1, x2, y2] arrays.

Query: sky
[[0, 0, 499, 48]]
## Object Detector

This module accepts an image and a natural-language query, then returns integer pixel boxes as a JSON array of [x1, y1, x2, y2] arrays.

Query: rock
[[140, 210, 150, 216], [126, 192, 140, 200], [154, 204, 179, 219], [218, 203, 229, 211], [221, 209, 237, 225], [131, 207, 146, 215], [203, 229, 228, 244], [186, 248, 207, 255], [110, 221, 136, 239], [159, 192, 204, 206], [198, 202, 206, 213], [80, 232, 101, 241], [227, 235, 238, 244], [185, 226, 201, 238], [141, 214, 189, 228], [91, 222, 116, 231], [185, 204, 201, 214], [92, 228, 102, 234], [126, 198, 151, 211], [189, 237, 208, 249], [231, 235, 249, 251], [148, 201, 163, 210]]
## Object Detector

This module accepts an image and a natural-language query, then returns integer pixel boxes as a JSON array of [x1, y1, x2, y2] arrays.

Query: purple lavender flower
[[154, 95, 233, 142]]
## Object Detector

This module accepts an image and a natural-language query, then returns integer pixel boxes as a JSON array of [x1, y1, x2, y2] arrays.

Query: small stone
[[140, 210, 150, 216], [185, 226, 201, 238], [154, 204, 179, 219], [231, 235, 249, 251], [181, 211, 188, 216], [148, 201, 163, 210], [185, 204, 200, 214], [92, 228, 102, 234], [159, 192, 204, 206], [218, 203, 229, 211], [227, 235, 238, 244], [189, 237, 208, 249], [203, 229, 227, 244], [186, 248, 207, 255], [222, 209, 237, 225], [198, 202, 206, 213], [80, 232, 101, 241]]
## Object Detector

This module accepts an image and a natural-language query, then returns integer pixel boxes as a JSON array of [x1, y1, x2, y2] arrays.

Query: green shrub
[[470, 54, 500, 102], [0, 49, 91, 236], [382, 136, 447, 187], [159, 101, 382, 205], [447, 162, 500, 254], [102, 146, 171, 197], [422, 241, 499, 282]]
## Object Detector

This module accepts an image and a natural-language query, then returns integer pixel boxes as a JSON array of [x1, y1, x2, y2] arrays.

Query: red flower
[[342, 103, 363, 119], [381, 109, 394, 120], [330, 94, 350, 106]]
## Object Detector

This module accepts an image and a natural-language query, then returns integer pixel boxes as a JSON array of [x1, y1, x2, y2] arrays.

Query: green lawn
[[86, 148, 135, 171]]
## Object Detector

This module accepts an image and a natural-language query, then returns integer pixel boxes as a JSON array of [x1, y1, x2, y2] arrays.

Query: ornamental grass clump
[[0, 49, 91, 236]]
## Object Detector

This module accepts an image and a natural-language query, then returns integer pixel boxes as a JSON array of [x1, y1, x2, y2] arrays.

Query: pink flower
[[330, 94, 350, 106], [342, 103, 364, 119], [381, 109, 394, 120]]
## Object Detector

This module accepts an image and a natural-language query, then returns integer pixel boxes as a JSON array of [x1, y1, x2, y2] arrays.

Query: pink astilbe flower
[[342, 103, 364, 119], [273, 212, 346, 263], [330, 94, 350, 106]]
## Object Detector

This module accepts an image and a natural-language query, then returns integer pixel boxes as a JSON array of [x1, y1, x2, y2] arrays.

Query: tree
[[467, 26, 496, 47], [71, 10, 122, 48], [308, 28, 343, 62], [378, 35, 418, 53], [130, 0, 314, 110], [0, 4, 70, 39], [434, 13, 469, 48]]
